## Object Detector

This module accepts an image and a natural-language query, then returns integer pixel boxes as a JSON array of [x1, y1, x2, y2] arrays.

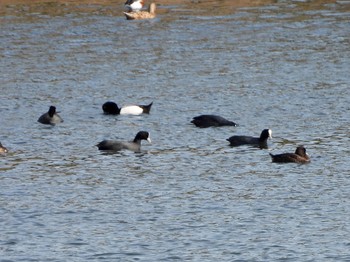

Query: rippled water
[[1, 1, 350, 261]]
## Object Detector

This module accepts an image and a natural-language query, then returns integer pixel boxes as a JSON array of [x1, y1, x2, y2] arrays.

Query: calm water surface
[[1, 1, 350, 261]]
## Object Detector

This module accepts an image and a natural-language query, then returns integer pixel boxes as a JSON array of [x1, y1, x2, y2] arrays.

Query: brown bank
[[1, 0, 279, 16]]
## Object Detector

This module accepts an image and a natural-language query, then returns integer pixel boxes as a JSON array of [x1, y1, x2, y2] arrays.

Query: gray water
[[1, 1, 350, 261]]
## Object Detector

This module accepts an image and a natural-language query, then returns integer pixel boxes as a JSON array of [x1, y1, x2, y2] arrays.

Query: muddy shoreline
[[0, 0, 277, 16], [0, 0, 341, 19]]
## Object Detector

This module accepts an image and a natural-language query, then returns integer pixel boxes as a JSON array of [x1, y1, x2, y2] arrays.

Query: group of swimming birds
[[123, 0, 157, 20], [0, 1, 311, 165], [0, 101, 310, 164]]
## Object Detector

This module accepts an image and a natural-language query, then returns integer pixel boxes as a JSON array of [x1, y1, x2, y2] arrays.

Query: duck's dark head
[[102, 101, 120, 115], [48, 106, 56, 117], [295, 146, 308, 158]]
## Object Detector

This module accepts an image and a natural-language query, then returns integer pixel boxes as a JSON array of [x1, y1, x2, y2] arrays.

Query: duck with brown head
[[269, 146, 310, 164]]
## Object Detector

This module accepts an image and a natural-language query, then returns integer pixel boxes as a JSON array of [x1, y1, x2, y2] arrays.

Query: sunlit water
[[1, 1, 350, 261]]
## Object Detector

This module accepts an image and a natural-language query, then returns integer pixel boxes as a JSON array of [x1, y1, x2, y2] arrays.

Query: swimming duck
[[124, 2, 156, 20], [0, 142, 8, 154], [269, 146, 310, 164], [191, 115, 237, 128], [124, 0, 144, 12], [227, 129, 272, 148], [96, 131, 151, 152], [102, 101, 153, 115], [37, 106, 63, 125]]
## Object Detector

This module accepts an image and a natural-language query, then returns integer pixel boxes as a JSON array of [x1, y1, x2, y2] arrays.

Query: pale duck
[[124, 2, 156, 20]]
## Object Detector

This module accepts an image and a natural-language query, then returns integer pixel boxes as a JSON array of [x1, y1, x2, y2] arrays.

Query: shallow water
[[1, 1, 350, 261]]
